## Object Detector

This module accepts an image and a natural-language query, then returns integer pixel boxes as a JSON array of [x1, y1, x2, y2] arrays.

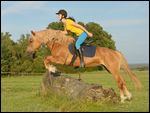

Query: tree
[[10, 34, 31, 73], [85, 22, 116, 50], [1, 32, 16, 73], [47, 22, 64, 30]]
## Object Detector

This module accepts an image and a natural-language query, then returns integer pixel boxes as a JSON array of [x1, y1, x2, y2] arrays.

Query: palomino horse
[[26, 29, 141, 103]]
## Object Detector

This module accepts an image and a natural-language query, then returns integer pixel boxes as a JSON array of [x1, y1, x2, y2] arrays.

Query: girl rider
[[56, 9, 93, 68]]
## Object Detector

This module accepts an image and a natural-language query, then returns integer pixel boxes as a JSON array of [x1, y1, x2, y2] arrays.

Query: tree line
[[1, 21, 116, 75]]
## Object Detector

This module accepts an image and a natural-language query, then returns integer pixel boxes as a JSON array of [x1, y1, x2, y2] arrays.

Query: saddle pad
[[68, 43, 96, 57]]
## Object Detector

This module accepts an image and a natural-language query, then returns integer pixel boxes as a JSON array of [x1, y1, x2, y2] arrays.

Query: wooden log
[[40, 71, 119, 103]]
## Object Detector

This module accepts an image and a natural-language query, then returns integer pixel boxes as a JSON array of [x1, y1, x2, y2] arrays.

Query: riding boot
[[77, 48, 85, 68], [69, 49, 78, 66]]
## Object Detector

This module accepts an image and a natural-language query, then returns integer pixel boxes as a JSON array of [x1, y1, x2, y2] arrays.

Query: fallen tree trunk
[[40, 71, 119, 103]]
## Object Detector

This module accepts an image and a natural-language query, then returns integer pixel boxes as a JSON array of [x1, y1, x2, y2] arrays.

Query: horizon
[[1, 1, 149, 64]]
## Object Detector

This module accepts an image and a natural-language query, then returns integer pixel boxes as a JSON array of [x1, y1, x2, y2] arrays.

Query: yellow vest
[[65, 19, 83, 36]]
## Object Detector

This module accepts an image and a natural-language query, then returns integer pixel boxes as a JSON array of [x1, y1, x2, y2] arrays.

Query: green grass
[[1, 71, 149, 112]]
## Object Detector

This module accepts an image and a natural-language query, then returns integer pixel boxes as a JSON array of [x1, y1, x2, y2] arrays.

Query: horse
[[26, 29, 142, 103]]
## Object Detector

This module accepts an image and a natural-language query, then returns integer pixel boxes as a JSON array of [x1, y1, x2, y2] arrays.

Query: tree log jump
[[40, 71, 119, 103]]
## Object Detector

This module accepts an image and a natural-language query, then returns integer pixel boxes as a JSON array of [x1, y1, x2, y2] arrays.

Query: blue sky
[[1, 1, 149, 64]]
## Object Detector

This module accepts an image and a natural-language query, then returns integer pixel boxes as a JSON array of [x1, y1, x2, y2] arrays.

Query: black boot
[[77, 48, 85, 68], [69, 48, 78, 66]]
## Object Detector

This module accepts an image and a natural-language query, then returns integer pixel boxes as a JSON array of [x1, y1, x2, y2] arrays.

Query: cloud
[[1, 1, 49, 16]]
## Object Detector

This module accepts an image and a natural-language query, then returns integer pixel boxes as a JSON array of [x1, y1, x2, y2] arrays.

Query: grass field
[[1, 71, 149, 112]]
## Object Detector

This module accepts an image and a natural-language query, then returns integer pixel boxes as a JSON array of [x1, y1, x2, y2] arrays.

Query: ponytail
[[67, 17, 76, 22]]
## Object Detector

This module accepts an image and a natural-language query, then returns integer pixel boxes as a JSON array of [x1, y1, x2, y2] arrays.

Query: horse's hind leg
[[123, 85, 132, 100], [113, 72, 133, 102], [104, 65, 129, 103], [114, 73, 127, 103], [117, 73, 132, 101]]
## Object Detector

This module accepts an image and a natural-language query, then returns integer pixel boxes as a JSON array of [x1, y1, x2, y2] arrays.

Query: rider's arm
[[71, 22, 93, 37]]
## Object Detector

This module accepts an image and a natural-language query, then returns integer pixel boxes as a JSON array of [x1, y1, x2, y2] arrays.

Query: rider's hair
[[67, 17, 76, 22]]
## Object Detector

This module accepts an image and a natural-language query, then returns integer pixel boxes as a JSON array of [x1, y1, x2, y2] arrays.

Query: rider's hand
[[87, 32, 93, 37], [61, 31, 68, 35]]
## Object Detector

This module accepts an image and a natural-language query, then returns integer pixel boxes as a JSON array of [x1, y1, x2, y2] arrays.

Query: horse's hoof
[[126, 93, 132, 101], [120, 96, 128, 103], [121, 100, 125, 103]]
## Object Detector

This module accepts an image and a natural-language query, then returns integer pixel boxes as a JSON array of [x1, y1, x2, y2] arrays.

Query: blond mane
[[34, 29, 75, 45]]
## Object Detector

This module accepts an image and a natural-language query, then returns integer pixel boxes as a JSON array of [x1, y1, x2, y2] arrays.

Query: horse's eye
[[52, 38, 55, 41], [30, 38, 33, 43]]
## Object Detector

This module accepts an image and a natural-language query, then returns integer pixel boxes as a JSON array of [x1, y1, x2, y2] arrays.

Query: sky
[[1, 1, 149, 64]]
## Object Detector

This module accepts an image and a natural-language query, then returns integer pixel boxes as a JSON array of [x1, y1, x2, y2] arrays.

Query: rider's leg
[[77, 47, 84, 67], [69, 45, 78, 66], [75, 32, 88, 68]]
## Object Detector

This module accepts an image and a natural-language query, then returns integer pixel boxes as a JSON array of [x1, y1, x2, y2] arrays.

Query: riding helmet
[[56, 9, 67, 18]]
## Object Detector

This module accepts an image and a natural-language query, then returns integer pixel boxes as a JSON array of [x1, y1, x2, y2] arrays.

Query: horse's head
[[26, 29, 74, 58], [26, 31, 42, 58]]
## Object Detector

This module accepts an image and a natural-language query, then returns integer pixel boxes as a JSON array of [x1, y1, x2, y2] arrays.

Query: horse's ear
[[31, 30, 35, 36]]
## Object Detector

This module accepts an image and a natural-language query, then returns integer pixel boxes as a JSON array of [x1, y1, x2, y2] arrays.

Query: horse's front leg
[[43, 56, 55, 72], [43, 55, 64, 72]]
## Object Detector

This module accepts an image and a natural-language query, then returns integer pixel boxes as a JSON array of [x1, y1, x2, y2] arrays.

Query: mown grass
[[1, 71, 149, 112]]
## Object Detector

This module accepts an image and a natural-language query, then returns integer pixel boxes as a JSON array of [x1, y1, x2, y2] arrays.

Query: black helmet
[[56, 9, 67, 18]]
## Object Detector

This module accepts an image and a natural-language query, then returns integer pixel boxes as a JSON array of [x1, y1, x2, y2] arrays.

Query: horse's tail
[[120, 52, 142, 89]]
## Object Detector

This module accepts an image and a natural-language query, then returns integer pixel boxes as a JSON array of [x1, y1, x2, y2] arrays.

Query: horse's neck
[[47, 42, 66, 56], [42, 29, 75, 44], [40, 29, 75, 53]]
